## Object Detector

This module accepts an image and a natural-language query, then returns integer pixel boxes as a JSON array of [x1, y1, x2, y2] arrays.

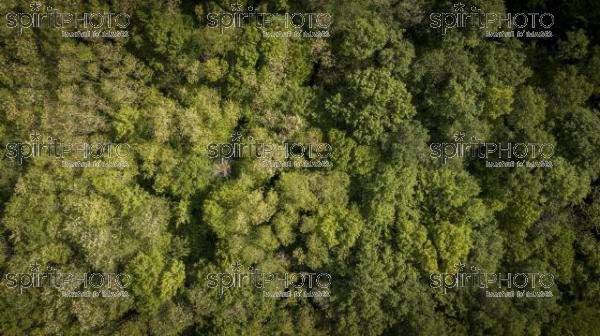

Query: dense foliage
[[0, 0, 599, 335]]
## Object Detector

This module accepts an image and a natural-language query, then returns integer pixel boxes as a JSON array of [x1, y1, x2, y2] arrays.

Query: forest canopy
[[0, 0, 599, 335]]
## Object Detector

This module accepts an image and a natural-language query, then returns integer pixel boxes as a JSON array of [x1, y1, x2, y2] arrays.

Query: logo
[[206, 3, 331, 38], [3, 131, 131, 167], [430, 263, 555, 298], [430, 3, 554, 38], [5, 2, 130, 37], [2, 262, 131, 297], [429, 132, 554, 167], [207, 132, 333, 173], [206, 263, 331, 298]]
